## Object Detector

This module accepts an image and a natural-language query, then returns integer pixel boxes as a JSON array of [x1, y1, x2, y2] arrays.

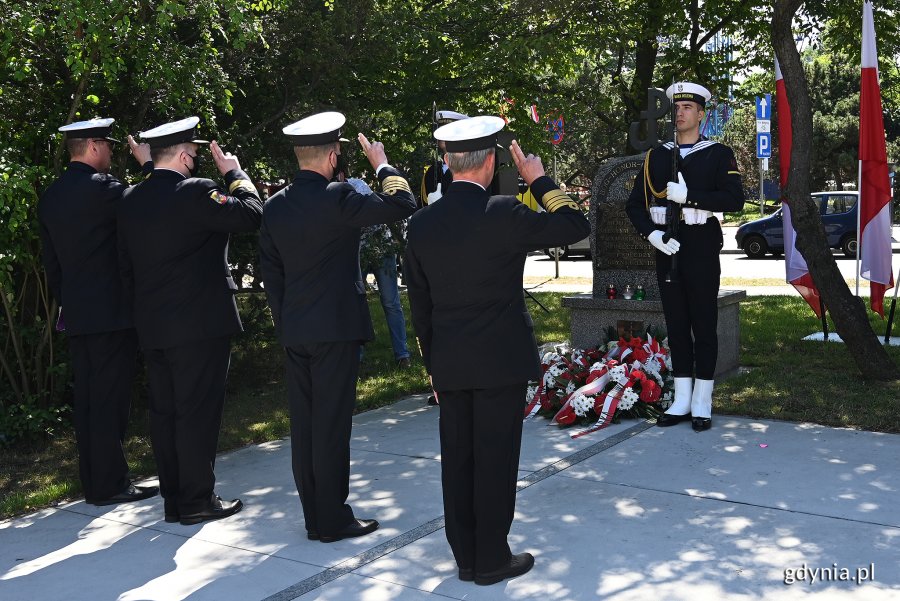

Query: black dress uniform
[[405, 171, 589, 574], [39, 157, 150, 503], [625, 137, 744, 380], [117, 156, 262, 518], [258, 165, 416, 538]]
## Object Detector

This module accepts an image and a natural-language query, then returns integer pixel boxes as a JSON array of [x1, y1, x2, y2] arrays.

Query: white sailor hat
[[58, 118, 120, 143], [282, 111, 346, 146], [434, 115, 505, 152], [666, 82, 712, 108], [139, 116, 209, 149], [435, 109, 469, 125]]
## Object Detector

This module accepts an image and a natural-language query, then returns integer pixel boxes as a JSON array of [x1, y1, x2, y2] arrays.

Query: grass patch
[[2, 292, 898, 518], [721, 201, 779, 226]]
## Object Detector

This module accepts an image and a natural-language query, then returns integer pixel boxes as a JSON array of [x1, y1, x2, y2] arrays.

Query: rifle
[[663, 83, 681, 284]]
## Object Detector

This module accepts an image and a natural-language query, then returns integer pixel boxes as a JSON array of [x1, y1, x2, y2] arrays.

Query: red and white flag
[[859, 0, 894, 317], [529, 104, 540, 123], [776, 57, 823, 317]]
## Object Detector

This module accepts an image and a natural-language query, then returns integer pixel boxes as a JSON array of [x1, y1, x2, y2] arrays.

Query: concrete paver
[[2, 396, 898, 601]]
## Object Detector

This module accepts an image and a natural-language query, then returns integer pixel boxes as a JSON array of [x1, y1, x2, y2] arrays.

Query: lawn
[[1, 291, 898, 518]]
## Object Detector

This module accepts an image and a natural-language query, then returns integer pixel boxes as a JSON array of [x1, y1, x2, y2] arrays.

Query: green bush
[[0, 402, 71, 447]]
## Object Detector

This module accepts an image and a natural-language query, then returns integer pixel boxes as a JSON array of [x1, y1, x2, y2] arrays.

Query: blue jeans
[[366, 254, 410, 361]]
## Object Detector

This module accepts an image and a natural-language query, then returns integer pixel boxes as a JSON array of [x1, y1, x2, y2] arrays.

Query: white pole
[[856, 159, 862, 296]]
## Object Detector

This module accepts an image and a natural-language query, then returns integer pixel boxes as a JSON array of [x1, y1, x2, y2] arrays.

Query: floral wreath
[[524, 328, 673, 438]]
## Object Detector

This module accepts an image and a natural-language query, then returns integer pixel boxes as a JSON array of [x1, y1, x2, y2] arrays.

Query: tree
[[772, 0, 899, 380]]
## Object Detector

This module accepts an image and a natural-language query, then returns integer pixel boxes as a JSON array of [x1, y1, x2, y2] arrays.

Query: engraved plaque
[[589, 154, 659, 300]]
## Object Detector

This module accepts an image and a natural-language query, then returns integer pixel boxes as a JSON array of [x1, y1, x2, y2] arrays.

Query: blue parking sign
[[757, 132, 771, 158]]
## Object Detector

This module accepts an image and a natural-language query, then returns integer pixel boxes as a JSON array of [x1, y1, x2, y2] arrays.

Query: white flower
[[526, 385, 538, 403], [543, 370, 556, 388], [548, 363, 566, 378], [660, 390, 674, 410], [618, 388, 639, 411], [571, 394, 594, 417], [565, 381, 576, 395], [589, 361, 606, 373], [542, 351, 561, 365]]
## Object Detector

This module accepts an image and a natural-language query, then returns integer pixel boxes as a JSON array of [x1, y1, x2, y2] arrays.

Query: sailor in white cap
[[625, 81, 745, 432], [420, 109, 469, 206], [117, 116, 262, 524], [404, 116, 589, 584], [38, 118, 157, 506], [258, 111, 416, 543]]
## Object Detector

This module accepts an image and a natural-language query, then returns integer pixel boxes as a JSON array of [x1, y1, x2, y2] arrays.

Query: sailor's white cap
[[282, 111, 346, 146], [665, 82, 712, 107], [435, 110, 469, 125], [59, 118, 119, 143], [139, 116, 209, 148], [434, 115, 505, 152]]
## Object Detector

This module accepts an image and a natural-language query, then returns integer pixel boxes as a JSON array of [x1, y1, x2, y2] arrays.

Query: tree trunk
[[773, 0, 899, 380]]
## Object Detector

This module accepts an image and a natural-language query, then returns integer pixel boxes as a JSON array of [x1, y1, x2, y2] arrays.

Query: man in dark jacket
[[117, 116, 262, 525], [625, 82, 745, 432], [404, 116, 590, 585], [39, 118, 158, 506], [258, 111, 416, 543]]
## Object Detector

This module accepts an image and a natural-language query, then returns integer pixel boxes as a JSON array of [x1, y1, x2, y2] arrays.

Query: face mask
[[187, 153, 201, 177], [332, 151, 348, 181]]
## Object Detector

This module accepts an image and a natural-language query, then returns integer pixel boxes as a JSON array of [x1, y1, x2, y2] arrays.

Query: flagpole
[[856, 159, 862, 297]]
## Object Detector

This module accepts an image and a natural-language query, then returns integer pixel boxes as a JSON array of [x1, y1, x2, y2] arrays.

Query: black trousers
[[68, 329, 138, 502], [285, 341, 360, 536], [656, 220, 723, 380], [144, 336, 231, 515], [437, 383, 526, 573]]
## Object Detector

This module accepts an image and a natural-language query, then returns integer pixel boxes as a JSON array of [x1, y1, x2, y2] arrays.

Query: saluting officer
[[258, 112, 416, 543], [38, 118, 158, 506], [625, 82, 745, 432], [404, 116, 590, 585], [419, 109, 468, 206], [117, 116, 262, 524]]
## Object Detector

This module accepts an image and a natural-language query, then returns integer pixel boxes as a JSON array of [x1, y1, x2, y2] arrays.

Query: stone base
[[562, 289, 747, 377]]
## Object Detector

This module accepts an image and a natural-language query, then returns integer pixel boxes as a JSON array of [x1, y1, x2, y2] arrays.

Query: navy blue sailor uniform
[[404, 175, 589, 573], [117, 166, 262, 517], [258, 166, 416, 537], [39, 158, 152, 503], [625, 138, 744, 379]]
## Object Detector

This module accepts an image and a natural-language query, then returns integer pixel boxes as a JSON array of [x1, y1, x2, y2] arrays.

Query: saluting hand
[[211, 140, 241, 175], [358, 133, 388, 172], [510, 140, 546, 186], [127, 135, 152, 165]]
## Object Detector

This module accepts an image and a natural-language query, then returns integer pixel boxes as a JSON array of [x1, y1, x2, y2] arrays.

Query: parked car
[[543, 234, 591, 259], [735, 191, 859, 259]]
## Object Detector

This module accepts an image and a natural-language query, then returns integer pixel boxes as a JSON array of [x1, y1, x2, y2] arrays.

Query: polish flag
[[776, 57, 823, 317], [529, 104, 540, 123], [859, 0, 894, 317]]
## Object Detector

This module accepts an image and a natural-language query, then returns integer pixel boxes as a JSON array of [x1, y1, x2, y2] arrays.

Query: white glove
[[681, 207, 705, 225], [647, 230, 680, 255], [650, 206, 667, 225], [347, 177, 373, 195], [666, 172, 687, 204], [426, 183, 442, 204]]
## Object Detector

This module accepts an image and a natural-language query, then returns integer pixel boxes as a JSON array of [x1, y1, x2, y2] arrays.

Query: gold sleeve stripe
[[382, 176, 411, 195], [228, 179, 254, 193], [727, 170, 741, 175], [542, 189, 579, 213]]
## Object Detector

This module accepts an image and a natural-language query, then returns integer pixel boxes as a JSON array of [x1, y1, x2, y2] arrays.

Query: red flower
[[554, 405, 577, 425]]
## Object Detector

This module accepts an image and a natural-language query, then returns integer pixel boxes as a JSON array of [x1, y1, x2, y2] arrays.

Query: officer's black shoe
[[427, 395, 438, 406], [164, 499, 179, 523], [306, 531, 320, 541], [656, 413, 691, 427], [397, 357, 411, 369], [458, 567, 475, 582], [318, 518, 379, 543], [179, 495, 243, 525], [91, 484, 159, 506], [474, 552, 535, 586], [692, 417, 712, 432]]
